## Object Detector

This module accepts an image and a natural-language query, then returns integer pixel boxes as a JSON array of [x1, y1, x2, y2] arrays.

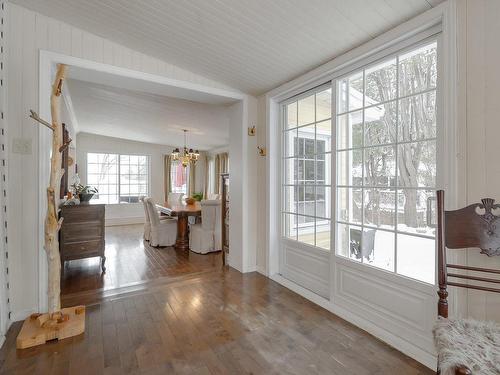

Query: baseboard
[[256, 265, 267, 276], [105, 216, 144, 226], [270, 274, 436, 370]]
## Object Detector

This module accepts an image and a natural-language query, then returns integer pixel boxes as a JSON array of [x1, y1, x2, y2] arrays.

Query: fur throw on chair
[[433, 317, 500, 375]]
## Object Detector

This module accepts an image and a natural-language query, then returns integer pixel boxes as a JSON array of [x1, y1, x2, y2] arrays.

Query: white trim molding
[[265, 1, 459, 370], [37, 50, 256, 313]]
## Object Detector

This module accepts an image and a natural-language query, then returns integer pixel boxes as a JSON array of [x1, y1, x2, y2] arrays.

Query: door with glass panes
[[281, 84, 332, 298]]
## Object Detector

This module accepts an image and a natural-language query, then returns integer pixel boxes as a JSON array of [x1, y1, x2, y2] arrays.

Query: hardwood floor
[[61, 224, 221, 306], [1, 268, 432, 374], [0, 224, 433, 374]]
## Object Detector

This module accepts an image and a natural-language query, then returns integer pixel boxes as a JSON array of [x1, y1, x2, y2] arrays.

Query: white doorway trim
[[38, 51, 254, 312]]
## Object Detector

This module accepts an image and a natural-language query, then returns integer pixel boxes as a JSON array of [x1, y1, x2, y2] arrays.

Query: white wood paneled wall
[[6, 3, 238, 320], [459, 0, 500, 321], [0, 0, 9, 347]]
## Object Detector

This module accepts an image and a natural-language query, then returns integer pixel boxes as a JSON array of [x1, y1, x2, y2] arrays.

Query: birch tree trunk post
[[45, 63, 68, 315], [16, 64, 86, 350]]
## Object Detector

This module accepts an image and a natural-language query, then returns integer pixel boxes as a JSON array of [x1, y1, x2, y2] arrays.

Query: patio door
[[280, 84, 332, 298]]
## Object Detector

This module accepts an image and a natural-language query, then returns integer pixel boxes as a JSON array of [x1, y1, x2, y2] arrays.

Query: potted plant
[[72, 183, 98, 203], [192, 192, 203, 202]]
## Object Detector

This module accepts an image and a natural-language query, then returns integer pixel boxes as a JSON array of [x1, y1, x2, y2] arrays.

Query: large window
[[87, 153, 149, 204], [335, 40, 437, 284], [282, 86, 332, 250], [170, 161, 188, 195]]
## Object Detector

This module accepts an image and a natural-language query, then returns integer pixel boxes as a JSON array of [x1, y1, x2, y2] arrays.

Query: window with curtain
[[335, 40, 437, 284], [87, 153, 149, 204], [170, 160, 189, 195], [207, 158, 215, 195]]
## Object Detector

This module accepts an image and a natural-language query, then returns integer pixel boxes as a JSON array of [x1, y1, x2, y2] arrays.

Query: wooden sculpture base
[[16, 305, 85, 349]]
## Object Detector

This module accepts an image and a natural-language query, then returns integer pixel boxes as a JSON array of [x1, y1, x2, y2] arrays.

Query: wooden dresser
[[59, 204, 106, 273]]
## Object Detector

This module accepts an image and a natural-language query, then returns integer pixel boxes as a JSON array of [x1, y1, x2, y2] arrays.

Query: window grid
[[335, 40, 437, 284], [87, 153, 149, 205], [281, 86, 332, 250]]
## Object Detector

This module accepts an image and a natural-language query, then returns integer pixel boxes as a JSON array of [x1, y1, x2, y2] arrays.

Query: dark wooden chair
[[435, 190, 500, 375]]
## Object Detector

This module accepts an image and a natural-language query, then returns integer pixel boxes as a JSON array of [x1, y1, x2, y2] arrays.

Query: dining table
[[156, 201, 201, 251]]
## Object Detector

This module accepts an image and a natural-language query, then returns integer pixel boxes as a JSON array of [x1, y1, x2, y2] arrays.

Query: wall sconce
[[248, 126, 256, 136], [257, 146, 266, 156]]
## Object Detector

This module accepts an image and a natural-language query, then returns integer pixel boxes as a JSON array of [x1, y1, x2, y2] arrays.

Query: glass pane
[[119, 154, 129, 164], [397, 234, 435, 284], [286, 101, 297, 129], [397, 140, 436, 188], [365, 101, 396, 146], [297, 125, 315, 156], [337, 110, 363, 150], [298, 159, 315, 183], [337, 187, 362, 224], [297, 215, 315, 246], [316, 88, 332, 122], [337, 78, 348, 114], [397, 189, 436, 237], [363, 188, 396, 229], [316, 219, 330, 250], [316, 120, 331, 153], [87, 153, 98, 163], [283, 186, 297, 214], [365, 58, 397, 104], [364, 229, 394, 271], [348, 72, 363, 111], [315, 186, 330, 219], [399, 41, 437, 97], [338, 149, 362, 186], [398, 91, 436, 142], [284, 158, 296, 184], [316, 153, 331, 185], [336, 223, 360, 260], [364, 146, 396, 187], [284, 129, 297, 157], [283, 213, 297, 240], [129, 155, 139, 165], [298, 94, 315, 126], [298, 196, 315, 218]]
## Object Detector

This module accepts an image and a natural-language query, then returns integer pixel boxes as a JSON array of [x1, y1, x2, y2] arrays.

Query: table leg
[[175, 215, 189, 251]]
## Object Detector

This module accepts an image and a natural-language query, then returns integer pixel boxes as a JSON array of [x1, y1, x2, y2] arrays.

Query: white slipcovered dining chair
[[189, 199, 221, 254], [168, 193, 184, 205], [140, 196, 170, 241], [145, 198, 177, 247]]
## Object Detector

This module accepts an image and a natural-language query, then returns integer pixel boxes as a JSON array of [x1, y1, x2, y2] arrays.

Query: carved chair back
[[437, 190, 500, 318]]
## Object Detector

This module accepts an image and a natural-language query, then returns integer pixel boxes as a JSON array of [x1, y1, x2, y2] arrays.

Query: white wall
[[457, 0, 500, 321], [76, 132, 207, 225], [5, 2, 247, 320]]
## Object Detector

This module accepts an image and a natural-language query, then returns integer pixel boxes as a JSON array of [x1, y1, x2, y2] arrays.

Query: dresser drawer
[[61, 222, 103, 242], [61, 204, 104, 223], [61, 240, 103, 259]]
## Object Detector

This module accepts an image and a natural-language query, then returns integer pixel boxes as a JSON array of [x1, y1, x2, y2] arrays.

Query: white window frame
[[280, 83, 333, 252], [86, 152, 150, 204], [332, 36, 440, 285]]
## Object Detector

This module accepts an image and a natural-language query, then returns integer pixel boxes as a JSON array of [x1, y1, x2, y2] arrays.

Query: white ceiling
[[67, 78, 231, 150], [13, 0, 443, 95]]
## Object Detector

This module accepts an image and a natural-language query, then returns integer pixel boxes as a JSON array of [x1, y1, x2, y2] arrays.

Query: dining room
[[56, 63, 235, 306]]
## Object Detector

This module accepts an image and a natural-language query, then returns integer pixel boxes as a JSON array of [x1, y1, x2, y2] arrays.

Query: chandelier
[[171, 129, 200, 168]]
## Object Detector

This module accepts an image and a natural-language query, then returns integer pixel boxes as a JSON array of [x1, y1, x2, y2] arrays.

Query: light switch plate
[[12, 138, 32, 155]]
